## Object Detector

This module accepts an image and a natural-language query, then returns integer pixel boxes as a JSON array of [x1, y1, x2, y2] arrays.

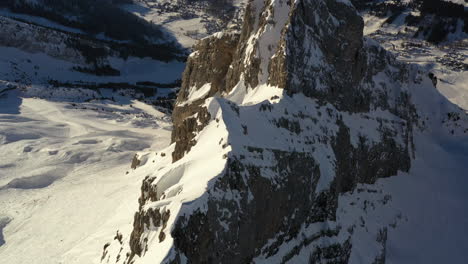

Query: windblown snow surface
[[0, 84, 172, 263]]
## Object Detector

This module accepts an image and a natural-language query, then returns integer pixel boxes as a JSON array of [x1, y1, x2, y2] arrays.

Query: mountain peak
[[97, 1, 468, 264]]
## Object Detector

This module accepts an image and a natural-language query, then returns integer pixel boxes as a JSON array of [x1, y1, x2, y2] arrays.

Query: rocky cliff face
[[101, 0, 468, 263], [172, 32, 240, 162]]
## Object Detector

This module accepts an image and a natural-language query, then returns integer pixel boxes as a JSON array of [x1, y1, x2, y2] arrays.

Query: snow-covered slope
[[0, 0, 250, 112], [0, 85, 172, 264], [353, 0, 468, 109], [100, 0, 468, 263], [122, 0, 246, 48], [0, 13, 186, 112]]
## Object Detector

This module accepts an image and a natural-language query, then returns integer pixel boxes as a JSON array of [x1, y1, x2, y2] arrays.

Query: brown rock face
[[171, 105, 211, 162], [224, 2, 261, 91], [172, 150, 326, 263], [177, 32, 240, 103], [130, 154, 140, 170], [269, 0, 369, 112], [171, 32, 240, 162]]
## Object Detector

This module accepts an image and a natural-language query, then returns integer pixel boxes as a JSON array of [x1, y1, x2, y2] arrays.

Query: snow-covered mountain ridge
[[101, 0, 468, 263]]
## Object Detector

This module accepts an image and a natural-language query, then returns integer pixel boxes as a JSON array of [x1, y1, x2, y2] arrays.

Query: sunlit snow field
[[0, 88, 172, 263]]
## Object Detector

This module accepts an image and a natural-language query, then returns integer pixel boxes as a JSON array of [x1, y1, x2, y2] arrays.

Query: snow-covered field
[[0, 87, 172, 263]]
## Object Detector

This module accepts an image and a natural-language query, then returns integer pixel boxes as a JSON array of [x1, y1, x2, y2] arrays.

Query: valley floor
[[0, 88, 172, 263]]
